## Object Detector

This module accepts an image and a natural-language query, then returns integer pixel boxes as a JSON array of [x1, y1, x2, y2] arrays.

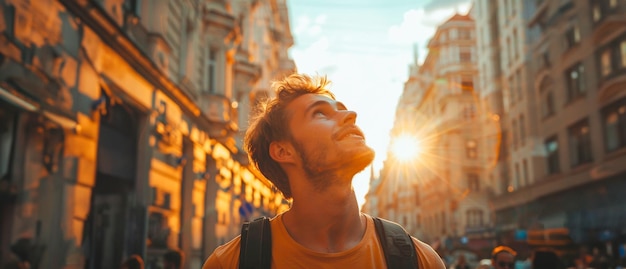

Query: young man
[[202, 73, 445, 268], [491, 245, 517, 269]]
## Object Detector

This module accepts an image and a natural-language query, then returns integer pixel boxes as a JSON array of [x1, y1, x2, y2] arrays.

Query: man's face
[[492, 252, 515, 269], [285, 94, 374, 185]]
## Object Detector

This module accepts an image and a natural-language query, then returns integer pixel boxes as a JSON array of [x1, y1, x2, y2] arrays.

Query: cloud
[[293, 14, 328, 37], [387, 4, 472, 63], [424, 0, 471, 12]]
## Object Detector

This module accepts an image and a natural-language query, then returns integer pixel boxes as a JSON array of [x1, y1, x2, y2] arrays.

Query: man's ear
[[269, 141, 296, 164]]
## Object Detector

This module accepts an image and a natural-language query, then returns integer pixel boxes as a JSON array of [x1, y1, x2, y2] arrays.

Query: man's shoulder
[[411, 237, 447, 269], [368, 215, 445, 268], [202, 236, 242, 269]]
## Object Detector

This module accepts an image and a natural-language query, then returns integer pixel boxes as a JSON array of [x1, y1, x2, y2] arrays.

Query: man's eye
[[313, 110, 326, 117]]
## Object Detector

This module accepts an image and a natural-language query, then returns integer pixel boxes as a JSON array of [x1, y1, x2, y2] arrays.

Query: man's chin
[[348, 149, 375, 173]]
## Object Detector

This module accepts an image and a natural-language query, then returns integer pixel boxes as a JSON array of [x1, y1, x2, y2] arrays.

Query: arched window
[[466, 140, 477, 159], [466, 209, 484, 227]]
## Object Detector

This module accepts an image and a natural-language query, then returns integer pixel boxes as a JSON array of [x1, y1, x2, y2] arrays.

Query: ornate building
[[367, 12, 495, 258], [0, 0, 294, 268], [489, 0, 626, 258]]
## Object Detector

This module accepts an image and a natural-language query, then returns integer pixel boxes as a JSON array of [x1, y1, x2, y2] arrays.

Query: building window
[[543, 92, 555, 118], [512, 119, 518, 149], [565, 62, 585, 101], [207, 48, 217, 93], [466, 140, 477, 159], [460, 50, 472, 63], [467, 209, 484, 227], [0, 106, 17, 180], [514, 163, 520, 189], [522, 159, 529, 186], [468, 173, 480, 192], [621, 41, 626, 68], [539, 77, 555, 118], [508, 75, 516, 103], [148, 212, 171, 248], [602, 98, 626, 152], [592, 3, 602, 22], [601, 49, 613, 77], [461, 76, 474, 90], [459, 29, 471, 40], [592, 0, 620, 24], [568, 119, 593, 166], [519, 115, 526, 146], [597, 36, 626, 81], [565, 24, 581, 48], [463, 104, 476, 119], [545, 136, 560, 175], [515, 70, 523, 100]]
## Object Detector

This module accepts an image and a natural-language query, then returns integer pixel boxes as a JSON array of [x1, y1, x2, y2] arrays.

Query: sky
[[286, 0, 472, 207]]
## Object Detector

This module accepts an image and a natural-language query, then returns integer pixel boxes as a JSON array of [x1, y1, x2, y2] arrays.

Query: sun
[[391, 134, 422, 162]]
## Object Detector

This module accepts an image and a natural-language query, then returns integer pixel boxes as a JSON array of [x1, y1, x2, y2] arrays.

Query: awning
[[0, 85, 38, 111]]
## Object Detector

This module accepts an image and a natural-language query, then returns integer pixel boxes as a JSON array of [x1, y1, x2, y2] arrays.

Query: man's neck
[[282, 184, 365, 253]]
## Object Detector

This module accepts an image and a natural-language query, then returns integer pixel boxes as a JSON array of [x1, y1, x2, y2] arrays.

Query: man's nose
[[340, 110, 357, 125]]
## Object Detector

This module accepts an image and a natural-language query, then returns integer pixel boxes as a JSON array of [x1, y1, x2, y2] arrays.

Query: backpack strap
[[239, 216, 272, 269], [373, 217, 419, 269]]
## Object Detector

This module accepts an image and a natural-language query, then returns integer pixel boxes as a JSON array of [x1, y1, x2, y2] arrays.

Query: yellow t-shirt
[[202, 214, 446, 269]]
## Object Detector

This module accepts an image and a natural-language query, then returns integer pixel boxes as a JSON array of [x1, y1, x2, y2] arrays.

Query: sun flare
[[391, 134, 422, 162]]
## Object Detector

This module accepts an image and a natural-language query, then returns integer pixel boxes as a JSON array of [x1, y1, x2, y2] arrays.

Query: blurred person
[[1, 237, 39, 269], [476, 259, 493, 269], [532, 250, 560, 269], [492, 246, 517, 269], [163, 249, 183, 269], [119, 255, 144, 269], [202, 73, 445, 268], [575, 246, 593, 269], [453, 254, 471, 269], [589, 247, 609, 269]]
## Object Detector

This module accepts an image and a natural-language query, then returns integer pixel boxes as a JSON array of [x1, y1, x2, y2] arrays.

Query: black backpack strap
[[239, 216, 272, 269], [373, 217, 419, 269]]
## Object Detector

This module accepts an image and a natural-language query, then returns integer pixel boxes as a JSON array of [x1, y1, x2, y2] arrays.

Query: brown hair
[[244, 73, 335, 198]]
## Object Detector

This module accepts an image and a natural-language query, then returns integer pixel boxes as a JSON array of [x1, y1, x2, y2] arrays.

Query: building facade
[[488, 0, 626, 259], [368, 13, 495, 259], [0, 0, 294, 268]]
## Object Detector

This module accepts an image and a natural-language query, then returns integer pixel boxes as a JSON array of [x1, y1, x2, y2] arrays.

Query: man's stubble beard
[[293, 140, 375, 193]]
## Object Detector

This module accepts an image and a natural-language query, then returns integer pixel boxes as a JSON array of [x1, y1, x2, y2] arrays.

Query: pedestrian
[[532, 250, 560, 269], [2, 237, 35, 269], [163, 249, 183, 269], [492, 245, 517, 269], [119, 255, 144, 269], [453, 254, 471, 269], [201, 73, 445, 268]]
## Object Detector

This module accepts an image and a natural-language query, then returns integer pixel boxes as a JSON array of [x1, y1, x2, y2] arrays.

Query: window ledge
[[568, 161, 594, 175], [603, 147, 626, 162]]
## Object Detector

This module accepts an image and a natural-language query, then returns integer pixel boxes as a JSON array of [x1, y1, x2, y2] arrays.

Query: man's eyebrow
[[304, 100, 347, 115]]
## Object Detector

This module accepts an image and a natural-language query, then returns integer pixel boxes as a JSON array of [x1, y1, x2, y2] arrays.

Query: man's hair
[[491, 245, 517, 260], [163, 249, 183, 268], [121, 255, 144, 269], [244, 73, 335, 198]]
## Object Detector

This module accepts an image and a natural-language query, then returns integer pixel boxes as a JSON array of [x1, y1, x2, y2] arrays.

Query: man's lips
[[335, 127, 365, 140]]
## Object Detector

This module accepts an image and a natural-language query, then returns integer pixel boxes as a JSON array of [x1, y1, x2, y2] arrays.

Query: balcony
[[202, 5, 235, 39], [233, 49, 262, 87], [199, 92, 237, 136]]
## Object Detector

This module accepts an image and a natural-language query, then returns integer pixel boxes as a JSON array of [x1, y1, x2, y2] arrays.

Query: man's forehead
[[288, 94, 343, 113]]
